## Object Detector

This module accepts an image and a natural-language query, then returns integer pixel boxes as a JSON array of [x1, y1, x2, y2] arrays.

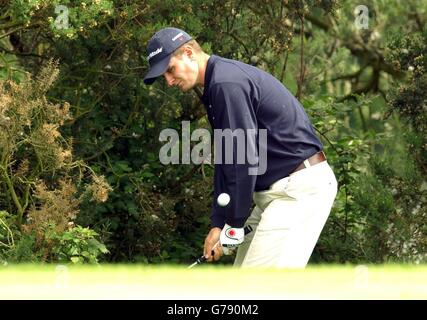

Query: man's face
[[163, 51, 198, 92]]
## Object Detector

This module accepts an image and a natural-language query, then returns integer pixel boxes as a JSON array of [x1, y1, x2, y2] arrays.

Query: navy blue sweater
[[200, 55, 323, 228]]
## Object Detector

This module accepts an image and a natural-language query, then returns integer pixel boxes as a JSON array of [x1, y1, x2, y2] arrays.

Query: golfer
[[144, 27, 338, 268]]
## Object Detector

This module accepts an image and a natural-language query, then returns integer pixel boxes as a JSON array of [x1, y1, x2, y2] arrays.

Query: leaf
[[115, 161, 132, 173], [70, 256, 80, 263]]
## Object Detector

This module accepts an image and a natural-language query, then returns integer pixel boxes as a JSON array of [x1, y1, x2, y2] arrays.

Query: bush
[[50, 225, 109, 264], [0, 61, 111, 263]]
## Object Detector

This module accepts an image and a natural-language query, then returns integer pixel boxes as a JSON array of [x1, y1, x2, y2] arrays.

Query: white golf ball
[[217, 193, 230, 207]]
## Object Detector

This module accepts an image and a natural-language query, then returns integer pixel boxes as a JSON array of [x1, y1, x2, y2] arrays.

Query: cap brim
[[143, 54, 171, 85]]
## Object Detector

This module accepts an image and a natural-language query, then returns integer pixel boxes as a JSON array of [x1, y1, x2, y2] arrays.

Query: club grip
[[243, 225, 253, 235], [197, 256, 207, 264]]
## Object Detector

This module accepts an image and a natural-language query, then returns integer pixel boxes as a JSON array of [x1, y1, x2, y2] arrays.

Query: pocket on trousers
[[253, 189, 296, 212], [285, 165, 337, 200]]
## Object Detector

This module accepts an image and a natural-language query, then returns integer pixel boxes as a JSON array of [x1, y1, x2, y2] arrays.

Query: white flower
[[370, 31, 380, 41], [250, 56, 259, 64], [371, 112, 381, 120]]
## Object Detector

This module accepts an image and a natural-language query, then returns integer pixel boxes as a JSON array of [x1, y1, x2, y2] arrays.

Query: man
[[144, 27, 338, 268]]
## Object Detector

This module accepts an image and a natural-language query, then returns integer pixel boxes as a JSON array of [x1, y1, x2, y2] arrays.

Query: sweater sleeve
[[209, 82, 259, 228]]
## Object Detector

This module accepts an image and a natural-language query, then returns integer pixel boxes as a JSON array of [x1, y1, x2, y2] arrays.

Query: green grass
[[0, 264, 426, 299]]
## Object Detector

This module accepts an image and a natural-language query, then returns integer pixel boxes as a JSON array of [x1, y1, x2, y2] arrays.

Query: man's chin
[[180, 85, 193, 92]]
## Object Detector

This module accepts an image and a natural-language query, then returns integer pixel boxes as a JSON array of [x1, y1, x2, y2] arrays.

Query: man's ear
[[183, 45, 195, 60]]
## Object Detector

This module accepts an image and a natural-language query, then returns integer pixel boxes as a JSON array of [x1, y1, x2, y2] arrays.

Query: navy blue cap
[[143, 27, 193, 85]]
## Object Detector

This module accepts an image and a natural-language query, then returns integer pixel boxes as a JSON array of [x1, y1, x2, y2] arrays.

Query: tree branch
[[0, 165, 24, 227], [225, 32, 250, 56], [296, 13, 305, 99], [0, 23, 41, 40], [0, 45, 48, 59]]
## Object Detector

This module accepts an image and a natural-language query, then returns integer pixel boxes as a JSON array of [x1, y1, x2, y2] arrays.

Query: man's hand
[[220, 224, 244, 255], [204, 224, 245, 263], [204, 227, 222, 262]]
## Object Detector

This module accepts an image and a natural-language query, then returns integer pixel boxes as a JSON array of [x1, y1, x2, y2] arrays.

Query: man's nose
[[164, 73, 174, 87]]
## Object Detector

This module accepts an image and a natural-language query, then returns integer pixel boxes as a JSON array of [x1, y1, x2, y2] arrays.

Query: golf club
[[188, 225, 253, 268]]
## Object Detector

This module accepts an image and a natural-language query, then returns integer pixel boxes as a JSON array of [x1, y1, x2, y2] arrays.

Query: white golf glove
[[220, 223, 244, 255]]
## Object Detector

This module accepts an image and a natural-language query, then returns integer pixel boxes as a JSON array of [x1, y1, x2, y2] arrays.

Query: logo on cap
[[147, 47, 163, 61], [172, 32, 184, 41]]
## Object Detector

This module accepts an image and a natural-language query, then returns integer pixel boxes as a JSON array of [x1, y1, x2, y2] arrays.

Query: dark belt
[[292, 151, 327, 173]]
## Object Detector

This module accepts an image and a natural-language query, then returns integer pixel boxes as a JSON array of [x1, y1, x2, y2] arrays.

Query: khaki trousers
[[234, 161, 338, 268]]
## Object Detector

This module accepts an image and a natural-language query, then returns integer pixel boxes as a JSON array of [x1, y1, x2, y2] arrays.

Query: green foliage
[[4, 233, 39, 263], [352, 151, 426, 263], [0, 211, 16, 253], [50, 225, 109, 263], [386, 29, 427, 176], [2, 222, 109, 264]]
